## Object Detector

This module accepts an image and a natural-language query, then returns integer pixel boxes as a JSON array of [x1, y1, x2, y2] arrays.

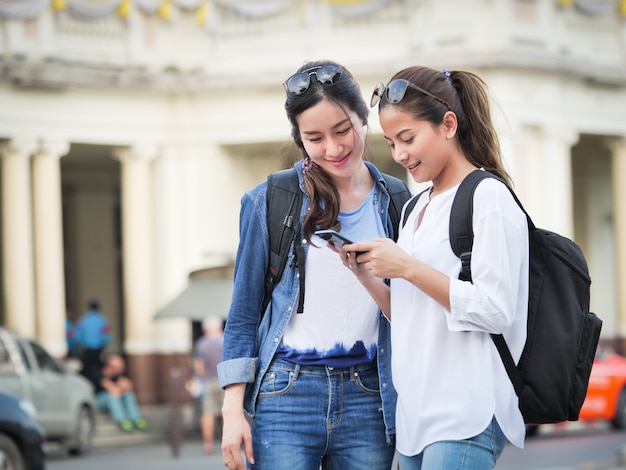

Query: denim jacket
[[218, 160, 400, 440]]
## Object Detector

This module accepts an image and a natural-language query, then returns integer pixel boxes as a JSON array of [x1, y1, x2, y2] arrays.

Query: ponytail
[[449, 71, 512, 187]]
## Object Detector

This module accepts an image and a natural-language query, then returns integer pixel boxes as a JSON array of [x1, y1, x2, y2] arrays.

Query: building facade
[[1, 0, 625, 404]]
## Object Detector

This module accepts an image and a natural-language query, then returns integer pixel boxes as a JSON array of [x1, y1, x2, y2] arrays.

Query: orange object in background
[[526, 347, 626, 437], [578, 347, 626, 428]]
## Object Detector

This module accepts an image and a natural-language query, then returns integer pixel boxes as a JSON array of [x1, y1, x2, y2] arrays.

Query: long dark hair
[[378, 66, 512, 186], [284, 60, 369, 240]]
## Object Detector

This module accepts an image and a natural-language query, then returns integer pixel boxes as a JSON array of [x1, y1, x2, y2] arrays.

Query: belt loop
[[349, 366, 357, 381], [292, 363, 301, 380]]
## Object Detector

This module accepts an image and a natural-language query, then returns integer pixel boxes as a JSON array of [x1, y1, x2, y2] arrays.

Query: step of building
[[92, 403, 200, 450]]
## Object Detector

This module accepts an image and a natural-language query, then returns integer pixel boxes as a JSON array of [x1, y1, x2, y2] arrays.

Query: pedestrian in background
[[193, 315, 225, 454], [95, 353, 147, 432], [341, 65, 529, 469], [74, 299, 112, 389]]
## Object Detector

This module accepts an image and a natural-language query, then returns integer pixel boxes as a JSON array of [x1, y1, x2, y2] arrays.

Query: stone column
[[153, 147, 195, 404], [610, 138, 626, 349], [538, 127, 580, 238], [113, 145, 158, 404], [0, 139, 38, 337], [32, 140, 70, 358], [507, 125, 540, 212]]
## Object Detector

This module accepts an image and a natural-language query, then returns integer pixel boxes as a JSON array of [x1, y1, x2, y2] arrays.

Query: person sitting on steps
[[95, 353, 148, 432]]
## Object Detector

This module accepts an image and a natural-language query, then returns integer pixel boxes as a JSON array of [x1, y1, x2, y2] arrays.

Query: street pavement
[[45, 435, 626, 470], [46, 438, 228, 470], [44, 402, 232, 469], [45, 406, 626, 470]]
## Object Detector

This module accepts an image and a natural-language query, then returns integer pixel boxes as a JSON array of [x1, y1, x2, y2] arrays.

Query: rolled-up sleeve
[[218, 186, 269, 388], [217, 357, 258, 386]]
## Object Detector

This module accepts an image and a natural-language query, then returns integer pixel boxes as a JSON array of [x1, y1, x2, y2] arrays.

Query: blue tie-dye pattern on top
[[276, 187, 385, 367]]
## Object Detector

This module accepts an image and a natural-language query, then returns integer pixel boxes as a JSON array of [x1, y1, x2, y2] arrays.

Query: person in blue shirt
[[74, 299, 112, 389], [218, 60, 411, 470], [65, 305, 79, 359]]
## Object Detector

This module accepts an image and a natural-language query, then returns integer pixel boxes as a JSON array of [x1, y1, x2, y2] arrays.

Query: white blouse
[[391, 176, 529, 456]]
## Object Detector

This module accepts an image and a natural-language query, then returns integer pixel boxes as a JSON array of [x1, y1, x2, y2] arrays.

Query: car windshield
[[0, 340, 17, 374], [16, 340, 33, 371], [28, 340, 64, 374]]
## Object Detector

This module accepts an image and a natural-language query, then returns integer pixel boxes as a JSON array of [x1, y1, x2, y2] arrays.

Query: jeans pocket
[[258, 367, 295, 397], [354, 368, 380, 395]]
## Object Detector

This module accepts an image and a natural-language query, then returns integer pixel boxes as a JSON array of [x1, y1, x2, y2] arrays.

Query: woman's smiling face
[[379, 105, 452, 184], [297, 99, 365, 179]]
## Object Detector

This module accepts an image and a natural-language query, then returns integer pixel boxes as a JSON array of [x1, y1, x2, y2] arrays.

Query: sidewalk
[[92, 402, 200, 450]]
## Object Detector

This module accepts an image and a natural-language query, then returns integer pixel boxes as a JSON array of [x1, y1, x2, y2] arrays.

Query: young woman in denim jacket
[[217, 60, 411, 470]]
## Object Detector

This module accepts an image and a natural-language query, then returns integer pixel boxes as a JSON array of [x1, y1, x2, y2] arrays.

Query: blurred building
[[0, 0, 625, 404]]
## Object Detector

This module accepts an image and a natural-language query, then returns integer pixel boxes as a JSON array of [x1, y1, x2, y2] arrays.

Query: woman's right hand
[[221, 384, 254, 469]]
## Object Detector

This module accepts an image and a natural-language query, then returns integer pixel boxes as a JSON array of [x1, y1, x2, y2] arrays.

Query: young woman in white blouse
[[337, 65, 530, 469]]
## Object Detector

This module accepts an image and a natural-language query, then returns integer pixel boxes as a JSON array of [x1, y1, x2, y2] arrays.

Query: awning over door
[[155, 277, 233, 321]]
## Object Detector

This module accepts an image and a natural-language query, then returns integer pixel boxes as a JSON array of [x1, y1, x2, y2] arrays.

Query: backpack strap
[[401, 189, 429, 229], [449, 169, 524, 396], [449, 170, 498, 282], [382, 174, 413, 241], [264, 168, 304, 315]]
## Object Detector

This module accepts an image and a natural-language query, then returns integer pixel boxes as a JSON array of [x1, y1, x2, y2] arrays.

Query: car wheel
[[0, 433, 26, 470], [67, 406, 94, 455], [611, 388, 626, 429]]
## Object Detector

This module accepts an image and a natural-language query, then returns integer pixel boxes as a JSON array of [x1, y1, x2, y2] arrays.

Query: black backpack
[[263, 167, 412, 316], [403, 169, 602, 424]]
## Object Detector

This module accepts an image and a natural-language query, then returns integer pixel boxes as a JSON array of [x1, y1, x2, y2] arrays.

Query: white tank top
[[277, 187, 385, 367]]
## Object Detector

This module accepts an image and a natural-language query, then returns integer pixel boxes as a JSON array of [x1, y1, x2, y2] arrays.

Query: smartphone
[[314, 229, 354, 249]]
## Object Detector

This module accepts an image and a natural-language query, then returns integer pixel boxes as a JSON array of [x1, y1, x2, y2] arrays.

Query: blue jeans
[[397, 417, 507, 470], [96, 391, 141, 424], [251, 357, 394, 470]]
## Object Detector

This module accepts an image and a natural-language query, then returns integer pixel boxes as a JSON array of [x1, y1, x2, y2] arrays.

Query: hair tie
[[443, 68, 452, 80], [302, 155, 316, 175]]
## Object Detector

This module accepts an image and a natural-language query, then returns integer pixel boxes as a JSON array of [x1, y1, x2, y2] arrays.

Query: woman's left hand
[[327, 243, 371, 279]]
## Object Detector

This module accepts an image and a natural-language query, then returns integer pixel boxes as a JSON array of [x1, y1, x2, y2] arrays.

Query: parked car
[[0, 389, 46, 470], [0, 327, 96, 455], [526, 346, 626, 436]]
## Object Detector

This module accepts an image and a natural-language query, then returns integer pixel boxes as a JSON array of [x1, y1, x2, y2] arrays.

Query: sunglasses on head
[[370, 79, 452, 111], [283, 64, 343, 96]]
